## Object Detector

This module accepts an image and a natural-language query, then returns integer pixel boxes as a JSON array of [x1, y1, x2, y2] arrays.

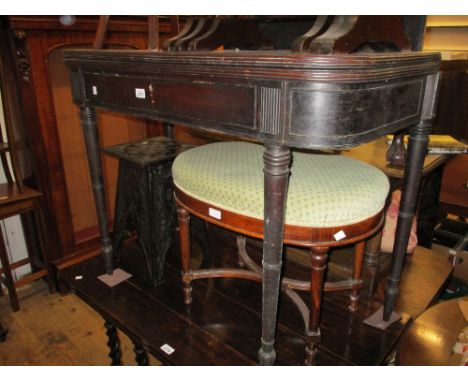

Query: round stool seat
[[172, 142, 389, 228]]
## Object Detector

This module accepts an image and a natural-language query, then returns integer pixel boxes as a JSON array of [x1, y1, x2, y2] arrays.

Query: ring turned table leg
[[258, 143, 291, 366], [80, 106, 114, 274], [383, 72, 439, 321], [383, 120, 431, 320]]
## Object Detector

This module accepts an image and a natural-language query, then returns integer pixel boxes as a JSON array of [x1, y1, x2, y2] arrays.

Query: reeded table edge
[[63, 49, 441, 82]]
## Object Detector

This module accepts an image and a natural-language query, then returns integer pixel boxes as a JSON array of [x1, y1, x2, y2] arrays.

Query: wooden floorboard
[[0, 280, 160, 366]]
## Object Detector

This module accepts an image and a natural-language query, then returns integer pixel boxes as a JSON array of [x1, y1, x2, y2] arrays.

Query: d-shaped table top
[[64, 49, 440, 149]]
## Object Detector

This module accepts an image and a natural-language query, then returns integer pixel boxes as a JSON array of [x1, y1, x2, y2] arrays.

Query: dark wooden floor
[[59, 226, 452, 366]]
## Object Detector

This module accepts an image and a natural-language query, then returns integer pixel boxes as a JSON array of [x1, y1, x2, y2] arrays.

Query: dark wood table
[[397, 298, 468, 365], [64, 49, 440, 365]]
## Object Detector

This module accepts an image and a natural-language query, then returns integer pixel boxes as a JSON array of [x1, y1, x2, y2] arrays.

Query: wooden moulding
[[175, 188, 385, 247], [63, 49, 440, 151]]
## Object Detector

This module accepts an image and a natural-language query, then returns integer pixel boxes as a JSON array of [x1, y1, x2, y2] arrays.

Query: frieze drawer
[[82, 72, 258, 131]]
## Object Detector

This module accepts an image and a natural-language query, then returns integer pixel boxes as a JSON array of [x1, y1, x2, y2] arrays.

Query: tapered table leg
[[383, 73, 440, 321], [384, 120, 431, 320], [80, 106, 114, 274], [104, 321, 122, 365], [258, 143, 291, 366], [387, 121, 438, 323]]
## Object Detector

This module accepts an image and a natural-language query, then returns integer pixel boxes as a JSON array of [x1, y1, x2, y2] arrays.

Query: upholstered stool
[[172, 141, 390, 364], [103, 136, 210, 287]]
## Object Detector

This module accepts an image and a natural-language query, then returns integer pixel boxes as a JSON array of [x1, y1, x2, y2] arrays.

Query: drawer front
[[82, 73, 258, 133]]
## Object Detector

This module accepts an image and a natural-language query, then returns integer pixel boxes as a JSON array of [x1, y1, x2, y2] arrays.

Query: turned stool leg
[[236, 235, 246, 268], [362, 229, 383, 299], [177, 205, 192, 305], [349, 241, 365, 312], [305, 246, 329, 366], [192, 217, 212, 269]]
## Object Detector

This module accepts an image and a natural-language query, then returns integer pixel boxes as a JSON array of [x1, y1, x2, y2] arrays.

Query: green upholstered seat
[[172, 142, 390, 228]]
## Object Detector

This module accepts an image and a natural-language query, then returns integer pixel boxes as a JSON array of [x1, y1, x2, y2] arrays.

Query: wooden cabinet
[[3, 16, 173, 266]]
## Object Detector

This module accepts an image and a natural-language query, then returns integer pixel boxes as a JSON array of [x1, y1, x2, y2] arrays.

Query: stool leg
[[305, 246, 329, 366], [0, 231, 20, 312], [362, 229, 383, 299], [237, 235, 246, 268], [349, 241, 365, 312], [192, 217, 212, 269], [177, 205, 192, 305]]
